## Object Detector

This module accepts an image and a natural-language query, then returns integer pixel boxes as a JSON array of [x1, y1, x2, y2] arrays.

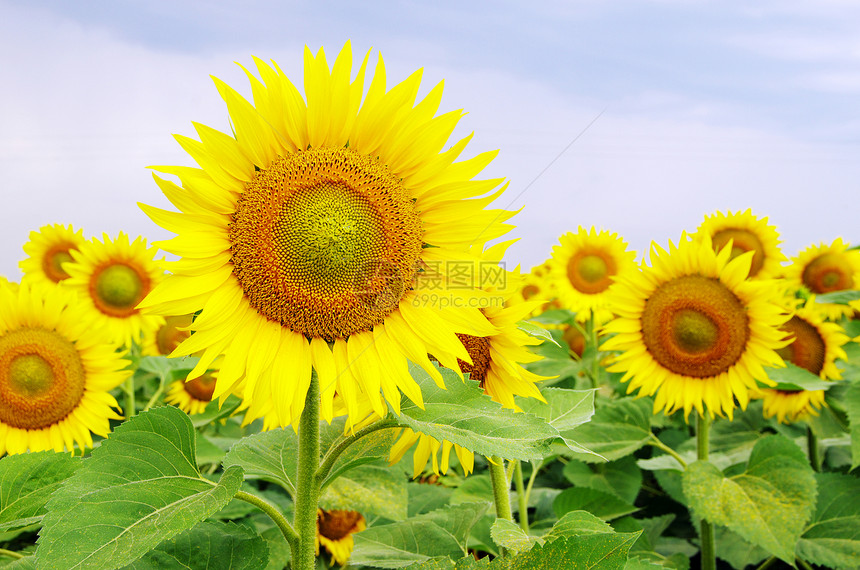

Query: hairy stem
[[697, 414, 715, 570], [648, 432, 688, 469], [294, 374, 321, 570], [488, 456, 512, 556], [807, 425, 821, 472], [235, 490, 299, 554]]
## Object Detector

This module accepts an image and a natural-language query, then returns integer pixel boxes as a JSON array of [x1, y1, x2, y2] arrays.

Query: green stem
[[488, 456, 512, 557], [755, 557, 777, 570], [524, 459, 541, 505], [0, 548, 24, 560], [648, 432, 688, 469], [142, 376, 166, 412], [235, 490, 299, 554], [696, 414, 715, 570], [588, 313, 599, 389], [513, 461, 529, 533], [123, 375, 136, 418], [294, 374, 321, 570], [316, 417, 397, 490], [797, 558, 814, 570], [806, 425, 821, 472]]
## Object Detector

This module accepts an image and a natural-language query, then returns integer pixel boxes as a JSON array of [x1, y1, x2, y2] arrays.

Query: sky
[[2, 0, 859, 279]]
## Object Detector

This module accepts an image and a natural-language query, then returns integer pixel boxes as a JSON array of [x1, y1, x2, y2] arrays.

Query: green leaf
[[319, 417, 398, 489], [120, 520, 268, 569], [407, 483, 452, 517], [190, 395, 243, 428], [137, 355, 197, 380], [765, 362, 838, 391], [222, 428, 298, 496], [37, 407, 244, 570], [563, 456, 642, 504], [846, 383, 860, 471], [350, 502, 489, 568], [516, 388, 597, 453], [553, 487, 639, 521], [681, 434, 817, 564], [518, 320, 559, 345], [563, 398, 652, 462], [712, 527, 768, 570], [814, 290, 860, 305], [505, 533, 640, 569], [797, 472, 860, 569], [450, 474, 494, 506], [0, 451, 81, 532], [396, 364, 559, 461], [320, 465, 407, 521], [528, 309, 577, 326], [490, 518, 541, 553], [546, 510, 615, 539]]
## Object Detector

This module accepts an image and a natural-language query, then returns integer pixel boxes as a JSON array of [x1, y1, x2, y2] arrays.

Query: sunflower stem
[[316, 417, 397, 491], [696, 413, 715, 570], [806, 425, 821, 472], [235, 490, 299, 554], [648, 432, 688, 469], [755, 557, 777, 570], [588, 312, 599, 389], [123, 376, 136, 418], [513, 461, 530, 533], [488, 456, 512, 557], [0, 548, 24, 560], [294, 373, 321, 570]]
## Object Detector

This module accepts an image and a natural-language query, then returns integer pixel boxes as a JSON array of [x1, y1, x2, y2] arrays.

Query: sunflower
[[548, 227, 637, 323], [19, 223, 86, 286], [600, 234, 788, 419], [316, 509, 366, 566], [695, 209, 785, 280], [0, 281, 128, 455], [164, 372, 218, 416], [139, 43, 515, 428], [784, 238, 860, 320], [757, 303, 849, 423], [142, 314, 192, 356]]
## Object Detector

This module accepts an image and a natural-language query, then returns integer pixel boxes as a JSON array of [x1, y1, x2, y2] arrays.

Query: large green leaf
[[517, 388, 598, 456], [563, 456, 642, 504], [120, 520, 268, 569], [796, 472, 860, 569], [815, 290, 860, 305], [765, 362, 838, 391], [506, 533, 640, 569], [350, 502, 489, 568], [37, 407, 244, 569], [553, 487, 639, 521], [0, 451, 81, 532], [563, 398, 652, 462], [222, 428, 298, 496], [846, 382, 860, 471], [395, 364, 560, 461], [490, 519, 540, 553], [681, 434, 817, 564], [546, 510, 615, 539], [320, 465, 407, 521]]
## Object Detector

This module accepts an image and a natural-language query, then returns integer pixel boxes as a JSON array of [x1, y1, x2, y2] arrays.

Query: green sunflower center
[[0, 328, 87, 430], [567, 250, 616, 294], [318, 509, 364, 541], [776, 316, 826, 376], [802, 252, 854, 294], [642, 275, 750, 378], [230, 147, 423, 341], [42, 245, 75, 283], [90, 263, 149, 318], [455, 333, 493, 386], [711, 228, 765, 278]]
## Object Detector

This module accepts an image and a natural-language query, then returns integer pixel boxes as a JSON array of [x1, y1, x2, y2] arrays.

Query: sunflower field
[[1, 44, 860, 570]]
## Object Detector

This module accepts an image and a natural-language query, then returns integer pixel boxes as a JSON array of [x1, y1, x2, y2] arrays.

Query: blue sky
[[2, 0, 859, 278]]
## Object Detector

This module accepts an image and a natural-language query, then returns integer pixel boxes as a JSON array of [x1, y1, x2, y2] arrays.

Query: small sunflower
[[757, 303, 849, 423], [548, 227, 637, 323], [63, 232, 164, 348], [695, 209, 785, 279], [0, 281, 128, 455], [19, 223, 86, 286], [316, 509, 366, 566], [164, 372, 217, 416], [142, 314, 192, 356], [601, 234, 788, 419], [785, 238, 860, 320], [139, 43, 515, 428]]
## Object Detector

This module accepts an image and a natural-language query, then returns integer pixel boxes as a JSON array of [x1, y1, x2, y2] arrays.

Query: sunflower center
[[318, 510, 364, 541], [776, 316, 826, 376], [42, 245, 75, 283], [521, 284, 540, 300], [184, 373, 216, 402], [0, 328, 86, 429], [156, 315, 193, 355], [567, 251, 616, 294], [90, 263, 149, 318], [455, 333, 492, 386], [230, 147, 423, 341], [641, 275, 749, 378], [802, 253, 854, 294], [563, 325, 586, 357], [712, 228, 765, 277]]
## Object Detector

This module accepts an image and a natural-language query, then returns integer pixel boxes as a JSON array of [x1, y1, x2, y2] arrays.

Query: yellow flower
[[19, 223, 86, 286], [757, 303, 849, 424], [548, 227, 637, 323], [695, 209, 785, 279], [316, 509, 366, 566], [0, 281, 128, 455], [601, 234, 788, 419], [784, 238, 860, 320], [139, 43, 514, 428], [63, 232, 165, 347], [164, 373, 217, 416], [142, 314, 192, 356]]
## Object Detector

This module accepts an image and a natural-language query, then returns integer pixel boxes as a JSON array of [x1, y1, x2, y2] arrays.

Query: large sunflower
[[63, 232, 165, 348], [695, 209, 785, 280], [548, 227, 637, 323], [601, 234, 788, 419], [0, 281, 128, 455], [757, 303, 849, 423], [139, 43, 515, 428], [19, 223, 86, 285], [784, 238, 860, 320]]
